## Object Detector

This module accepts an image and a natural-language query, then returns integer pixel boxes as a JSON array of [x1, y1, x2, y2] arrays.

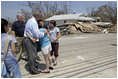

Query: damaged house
[[46, 13, 114, 35], [46, 13, 95, 26]]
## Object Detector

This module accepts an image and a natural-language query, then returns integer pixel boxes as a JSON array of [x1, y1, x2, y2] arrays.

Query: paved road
[[19, 33, 117, 78]]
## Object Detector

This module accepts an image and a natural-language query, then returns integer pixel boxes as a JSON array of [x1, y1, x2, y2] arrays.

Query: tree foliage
[[21, 1, 71, 20], [20, 8, 32, 22], [87, 2, 117, 24]]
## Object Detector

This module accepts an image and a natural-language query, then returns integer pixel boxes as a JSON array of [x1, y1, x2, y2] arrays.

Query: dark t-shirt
[[12, 21, 25, 37]]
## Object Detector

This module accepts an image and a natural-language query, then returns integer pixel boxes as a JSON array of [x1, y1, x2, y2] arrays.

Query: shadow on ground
[[110, 44, 117, 46], [25, 63, 46, 72], [24, 57, 55, 73]]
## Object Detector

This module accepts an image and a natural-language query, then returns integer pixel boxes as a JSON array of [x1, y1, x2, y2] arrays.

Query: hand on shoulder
[[44, 29, 48, 34]]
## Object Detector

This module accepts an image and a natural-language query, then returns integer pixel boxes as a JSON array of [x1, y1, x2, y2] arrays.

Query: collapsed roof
[[46, 13, 95, 21]]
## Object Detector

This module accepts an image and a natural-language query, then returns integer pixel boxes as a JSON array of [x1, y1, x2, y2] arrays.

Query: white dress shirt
[[24, 17, 44, 38]]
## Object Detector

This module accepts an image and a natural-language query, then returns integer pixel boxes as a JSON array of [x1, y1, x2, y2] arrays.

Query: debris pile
[[57, 22, 116, 36]]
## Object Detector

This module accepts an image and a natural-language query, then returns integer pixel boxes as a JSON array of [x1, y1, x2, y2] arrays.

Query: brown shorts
[[50, 43, 59, 57]]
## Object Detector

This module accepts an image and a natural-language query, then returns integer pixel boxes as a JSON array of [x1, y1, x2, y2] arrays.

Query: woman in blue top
[[1, 18, 22, 78], [26, 20, 53, 73]]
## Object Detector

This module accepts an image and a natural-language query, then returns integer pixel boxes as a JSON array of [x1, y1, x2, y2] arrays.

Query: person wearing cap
[[24, 9, 47, 74]]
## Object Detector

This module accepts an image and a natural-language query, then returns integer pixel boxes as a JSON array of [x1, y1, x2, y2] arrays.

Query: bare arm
[[11, 43, 17, 54], [56, 32, 61, 40], [48, 33, 50, 38], [26, 32, 37, 43], [11, 31, 16, 37], [53, 32, 61, 43], [44, 29, 48, 34]]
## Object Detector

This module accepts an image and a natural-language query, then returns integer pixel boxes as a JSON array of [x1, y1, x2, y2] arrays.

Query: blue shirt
[[24, 17, 44, 38], [12, 21, 25, 37], [1, 33, 17, 61], [39, 28, 51, 48]]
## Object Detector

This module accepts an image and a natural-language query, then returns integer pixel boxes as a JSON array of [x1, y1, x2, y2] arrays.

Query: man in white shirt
[[24, 9, 47, 74]]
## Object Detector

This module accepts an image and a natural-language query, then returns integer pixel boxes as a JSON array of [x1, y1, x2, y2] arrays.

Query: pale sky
[[1, 1, 117, 20]]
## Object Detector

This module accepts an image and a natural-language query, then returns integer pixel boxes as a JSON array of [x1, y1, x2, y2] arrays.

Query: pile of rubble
[[57, 22, 116, 36]]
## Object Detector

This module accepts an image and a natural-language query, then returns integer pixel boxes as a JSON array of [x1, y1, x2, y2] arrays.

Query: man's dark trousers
[[24, 37, 37, 72]]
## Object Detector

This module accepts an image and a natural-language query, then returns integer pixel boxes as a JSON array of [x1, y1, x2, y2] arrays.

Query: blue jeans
[[3, 59, 22, 78]]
